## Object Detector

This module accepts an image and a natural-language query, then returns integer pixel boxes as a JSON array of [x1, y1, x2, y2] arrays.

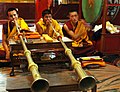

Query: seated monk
[[2, 8, 30, 60], [36, 9, 64, 39], [62, 10, 95, 57]]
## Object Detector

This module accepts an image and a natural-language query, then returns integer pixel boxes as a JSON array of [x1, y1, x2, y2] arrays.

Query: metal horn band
[[51, 24, 96, 91], [14, 19, 49, 92]]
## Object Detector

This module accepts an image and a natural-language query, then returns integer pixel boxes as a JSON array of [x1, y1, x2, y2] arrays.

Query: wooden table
[[6, 64, 120, 92], [6, 63, 97, 92], [9, 37, 72, 76]]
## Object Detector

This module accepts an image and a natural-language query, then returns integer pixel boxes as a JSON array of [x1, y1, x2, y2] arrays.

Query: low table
[[6, 63, 97, 92]]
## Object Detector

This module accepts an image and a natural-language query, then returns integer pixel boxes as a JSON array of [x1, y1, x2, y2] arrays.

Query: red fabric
[[62, 20, 74, 39], [65, 20, 74, 31], [71, 45, 95, 56], [0, 50, 6, 59], [35, 0, 53, 22]]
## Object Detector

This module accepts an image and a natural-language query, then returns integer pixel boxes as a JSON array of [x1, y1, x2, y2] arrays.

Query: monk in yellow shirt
[[36, 9, 63, 39], [2, 8, 29, 59]]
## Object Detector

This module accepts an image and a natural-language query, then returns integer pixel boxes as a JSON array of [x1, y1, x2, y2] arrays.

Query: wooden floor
[[0, 67, 9, 92], [0, 62, 120, 92]]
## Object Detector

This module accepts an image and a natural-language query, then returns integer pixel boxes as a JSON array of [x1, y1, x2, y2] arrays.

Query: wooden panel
[[0, 3, 35, 23], [52, 4, 79, 19], [0, 3, 5, 20], [112, 10, 120, 25], [101, 33, 120, 54]]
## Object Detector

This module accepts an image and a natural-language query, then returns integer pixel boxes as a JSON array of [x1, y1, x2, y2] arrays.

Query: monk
[[2, 7, 29, 60], [62, 10, 95, 57], [36, 9, 64, 39], [62, 10, 93, 47]]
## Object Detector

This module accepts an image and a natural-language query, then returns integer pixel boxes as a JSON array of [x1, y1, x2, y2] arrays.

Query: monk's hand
[[45, 18, 52, 26], [6, 51, 10, 60]]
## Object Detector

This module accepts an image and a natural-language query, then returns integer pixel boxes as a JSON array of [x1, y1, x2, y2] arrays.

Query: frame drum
[[82, 0, 103, 24], [82, 0, 120, 24]]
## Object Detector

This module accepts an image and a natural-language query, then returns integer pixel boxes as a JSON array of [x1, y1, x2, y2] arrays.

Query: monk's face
[[7, 10, 18, 22], [43, 14, 52, 25], [69, 11, 79, 24]]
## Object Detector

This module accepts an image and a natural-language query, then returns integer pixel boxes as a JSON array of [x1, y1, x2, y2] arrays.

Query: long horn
[[14, 19, 49, 92], [51, 25, 96, 91]]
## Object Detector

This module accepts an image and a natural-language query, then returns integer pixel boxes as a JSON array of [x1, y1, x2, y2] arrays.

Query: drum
[[82, 0, 120, 24]]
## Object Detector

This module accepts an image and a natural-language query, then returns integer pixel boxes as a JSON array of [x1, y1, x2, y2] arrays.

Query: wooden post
[[79, 0, 82, 19], [100, 0, 108, 52]]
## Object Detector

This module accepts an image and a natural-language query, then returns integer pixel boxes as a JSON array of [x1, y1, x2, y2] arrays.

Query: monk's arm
[[63, 24, 82, 40], [36, 23, 43, 35], [36, 23, 51, 35], [2, 33, 10, 59]]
